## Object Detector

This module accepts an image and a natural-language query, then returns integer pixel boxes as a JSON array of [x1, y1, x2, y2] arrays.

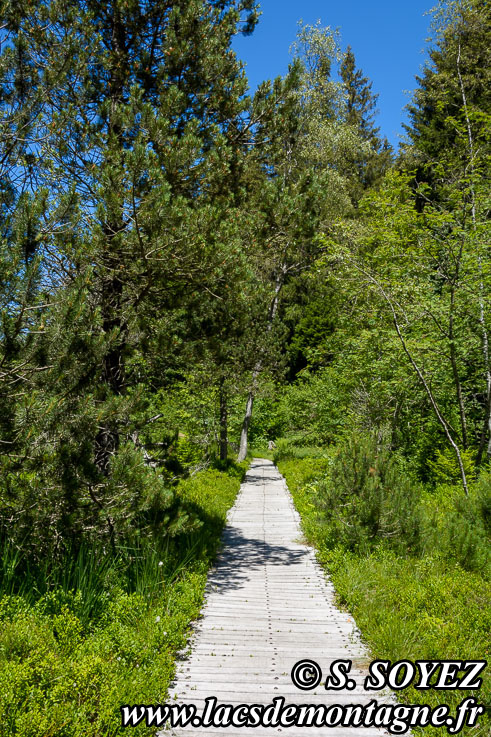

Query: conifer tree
[[405, 0, 490, 168], [0, 3, 48, 457], [340, 45, 392, 198], [1, 0, 259, 557], [341, 46, 379, 140]]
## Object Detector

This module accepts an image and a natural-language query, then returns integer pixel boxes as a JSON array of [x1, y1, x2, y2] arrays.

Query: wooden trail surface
[[161, 459, 392, 736]]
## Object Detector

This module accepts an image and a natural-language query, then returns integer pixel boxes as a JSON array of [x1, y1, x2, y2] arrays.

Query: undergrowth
[[278, 447, 490, 737], [0, 461, 246, 737]]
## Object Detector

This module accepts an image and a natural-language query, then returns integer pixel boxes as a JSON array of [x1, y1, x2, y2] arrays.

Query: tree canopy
[[0, 0, 489, 568]]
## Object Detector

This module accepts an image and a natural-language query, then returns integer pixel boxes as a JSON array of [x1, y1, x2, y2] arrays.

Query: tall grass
[[1, 459, 247, 630], [0, 461, 247, 737]]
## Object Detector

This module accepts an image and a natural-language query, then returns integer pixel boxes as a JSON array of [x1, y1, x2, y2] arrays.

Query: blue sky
[[233, 0, 434, 149]]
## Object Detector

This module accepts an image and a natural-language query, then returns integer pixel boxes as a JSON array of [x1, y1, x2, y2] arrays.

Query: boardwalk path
[[162, 459, 390, 736]]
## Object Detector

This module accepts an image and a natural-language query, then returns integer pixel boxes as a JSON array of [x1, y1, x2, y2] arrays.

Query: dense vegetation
[[276, 451, 490, 736], [0, 0, 489, 734], [0, 461, 246, 736]]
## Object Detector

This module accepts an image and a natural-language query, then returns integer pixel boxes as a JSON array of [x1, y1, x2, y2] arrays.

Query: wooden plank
[[159, 459, 395, 736]]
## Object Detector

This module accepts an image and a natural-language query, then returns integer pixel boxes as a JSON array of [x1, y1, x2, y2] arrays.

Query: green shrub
[[0, 440, 195, 575], [315, 432, 421, 553], [0, 462, 245, 736], [427, 446, 477, 486], [273, 436, 329, 463], [279, 454, 490, 736], [421, 478, 491, 576], [475, 468, 491, 533]]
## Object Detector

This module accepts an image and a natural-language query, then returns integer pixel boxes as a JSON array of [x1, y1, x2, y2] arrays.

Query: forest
[[0, 0, 489, 734]]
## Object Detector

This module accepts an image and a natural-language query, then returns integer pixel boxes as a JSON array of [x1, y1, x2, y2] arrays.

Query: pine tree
[[1, 0, 259, 558], [340, 46, 392, 199], [0, 4, 48, 456]]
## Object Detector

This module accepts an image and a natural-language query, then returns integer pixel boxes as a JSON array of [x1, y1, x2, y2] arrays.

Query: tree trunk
[[237, 389, 254, 461], [237, 273, 284, 462], [476, 387, 491, 466], [219, 378, 228, 462], [449, 275, 468, 449], [94, 270, 124, 475]]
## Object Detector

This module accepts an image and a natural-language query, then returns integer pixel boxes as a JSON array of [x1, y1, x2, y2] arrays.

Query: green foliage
[[0, 438, 191, 571], [404, 0, 491, 172], [339, 45, 392, 199], [272, 438, 328, 463], [0, 462, 244, 736], [331, 553, 490, 736], [421, 476, 491, 576], [427, 447, 477, 486], [314, 433, 422, 554], [279, 453, 490, 736], [311, 161, 490, 491], [280, 440, 490, 574], [1, 1, 490, 734], [0, 0, 263, 577], [275, 368, 352, 444]]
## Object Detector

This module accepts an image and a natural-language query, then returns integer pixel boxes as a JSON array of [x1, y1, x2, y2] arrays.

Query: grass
[[0, 461, 246, 737], [250, 435, 331, 464], [277, 455, 490, 737], [248, 444, 275, 460]]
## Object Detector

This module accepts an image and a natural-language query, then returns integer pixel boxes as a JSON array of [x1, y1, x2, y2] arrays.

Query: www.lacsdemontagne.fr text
[[121, 695, 485, 734]]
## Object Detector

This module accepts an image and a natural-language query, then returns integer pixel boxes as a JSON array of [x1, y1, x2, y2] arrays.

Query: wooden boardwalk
[[162, 459, 391, 736]]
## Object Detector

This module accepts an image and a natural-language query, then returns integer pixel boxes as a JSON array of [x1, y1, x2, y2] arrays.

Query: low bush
[[421, 477, 491, 577], [330, 552, 490, 737], [0, 462, 246, 737], [315, 432, 421, 554], [272, 436, 330, 463], [278, 453, 490, 736]]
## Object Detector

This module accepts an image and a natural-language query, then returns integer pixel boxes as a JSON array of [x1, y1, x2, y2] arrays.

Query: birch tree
[[237, 23, 367, 459]]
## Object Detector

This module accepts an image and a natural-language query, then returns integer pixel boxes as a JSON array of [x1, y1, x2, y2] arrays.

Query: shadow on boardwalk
[[199, 459, 309, 594], [206, 528, 309, 595]]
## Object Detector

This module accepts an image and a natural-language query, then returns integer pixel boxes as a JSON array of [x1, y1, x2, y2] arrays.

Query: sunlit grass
[[0, 462, 246, 736], [279, 455, 490, 737]]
